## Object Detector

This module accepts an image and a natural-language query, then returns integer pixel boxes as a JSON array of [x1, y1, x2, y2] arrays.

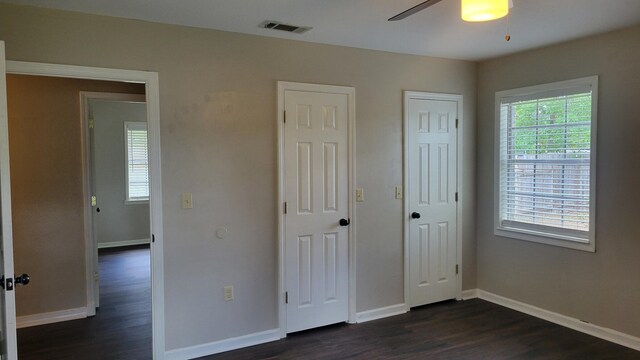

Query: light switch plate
[[356, 188, 364, 202], [224, 285, 234, 301], [181, 192, 193, 209], [395, 186, 403, 199]]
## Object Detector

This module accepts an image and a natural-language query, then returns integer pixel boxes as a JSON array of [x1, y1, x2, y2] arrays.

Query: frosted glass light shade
[[461, 0, 509, 22]]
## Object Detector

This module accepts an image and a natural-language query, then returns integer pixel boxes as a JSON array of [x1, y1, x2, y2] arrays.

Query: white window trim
[[494, 76, 598, 252], [124, 121, 149, 203]]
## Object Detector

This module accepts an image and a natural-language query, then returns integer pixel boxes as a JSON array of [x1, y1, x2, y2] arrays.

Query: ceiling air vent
[[259, 20, 312, 34]]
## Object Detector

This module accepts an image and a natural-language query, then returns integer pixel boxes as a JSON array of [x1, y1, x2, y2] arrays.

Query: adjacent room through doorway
[[5, 75, 153, 358]]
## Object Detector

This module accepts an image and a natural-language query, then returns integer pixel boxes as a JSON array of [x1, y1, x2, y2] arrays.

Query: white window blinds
[[125, 122, 149, 201], [497, 78, 597, 248]]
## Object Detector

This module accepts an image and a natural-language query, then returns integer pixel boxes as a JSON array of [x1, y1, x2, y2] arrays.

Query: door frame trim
[[276, 81, 356, 338], [6, 61, 166, 359], [79, 91, 146, 314], [403, 91, 463, 311]]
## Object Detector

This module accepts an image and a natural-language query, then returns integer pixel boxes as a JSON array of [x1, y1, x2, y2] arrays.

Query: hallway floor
[[17, 245, 151, 359]]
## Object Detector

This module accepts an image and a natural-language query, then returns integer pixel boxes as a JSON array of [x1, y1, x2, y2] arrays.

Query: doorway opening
[[4, 61, 164, 359]]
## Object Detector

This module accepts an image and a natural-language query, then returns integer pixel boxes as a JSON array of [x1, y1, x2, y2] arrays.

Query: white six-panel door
[[283, 88, 350, 333], [0, 41, 18, 360], [407, 95, 459, 307]]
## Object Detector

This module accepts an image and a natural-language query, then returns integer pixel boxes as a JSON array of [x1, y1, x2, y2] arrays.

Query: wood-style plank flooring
[[204, 299, 640, 360], [16, 246, 640, 359], [17, 245, 152, 359]]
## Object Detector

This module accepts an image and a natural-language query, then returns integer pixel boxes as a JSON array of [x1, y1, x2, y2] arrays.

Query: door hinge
[[89, 118, 94, 129], [91, 195, 97, 207], [0, 276, 13, 291], [455, 192, 459, 202], [284, 110, 287, 124], [285, 291, 288, 304], [456, 264, 459, 275], [455, 118, 459, 128], [284, 202, 288, 214]]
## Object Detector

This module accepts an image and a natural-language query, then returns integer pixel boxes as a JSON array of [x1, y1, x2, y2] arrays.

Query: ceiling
[[4, 0, 640, 60]]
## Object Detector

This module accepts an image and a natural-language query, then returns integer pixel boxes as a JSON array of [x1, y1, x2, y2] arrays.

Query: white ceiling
[[4, 0, 640, 60]]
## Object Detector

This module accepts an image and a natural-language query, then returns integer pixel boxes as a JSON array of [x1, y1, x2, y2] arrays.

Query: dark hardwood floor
[[204, 299, 640, 360], [17, 245, 152, 360], [15, 247, 640, 359]]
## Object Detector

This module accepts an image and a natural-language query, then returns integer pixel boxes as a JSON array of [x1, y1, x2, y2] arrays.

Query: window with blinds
[[125, 122, 149, 202], [495, 77, 597, 251]]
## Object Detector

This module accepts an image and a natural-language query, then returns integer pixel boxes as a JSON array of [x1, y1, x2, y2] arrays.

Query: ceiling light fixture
[[461, 0, 509, 22]]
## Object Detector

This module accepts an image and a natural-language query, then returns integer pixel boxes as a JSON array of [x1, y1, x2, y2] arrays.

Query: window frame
[[124, 121, 150, 204], [494, 76, 598, 252]]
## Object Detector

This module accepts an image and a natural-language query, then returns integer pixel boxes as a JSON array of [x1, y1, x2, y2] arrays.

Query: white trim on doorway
[[80, 91, 146, 313], [403, 91, 464, 311], [276, 81, 356, 338], [6, 61, 166, 360]]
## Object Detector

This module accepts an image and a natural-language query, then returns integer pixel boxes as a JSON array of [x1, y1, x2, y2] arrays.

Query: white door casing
[[80, 92, 146, 313], [0, 40, 18, 360], [278, 82, 356, 335], [6, 61, 165, 359], [404, 91, 462, 308]]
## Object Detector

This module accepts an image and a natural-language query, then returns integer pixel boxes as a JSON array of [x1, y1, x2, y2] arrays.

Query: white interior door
[[284, 88, 350, 333], [0, 41, 19, 360], [407, 96, 459, 307]]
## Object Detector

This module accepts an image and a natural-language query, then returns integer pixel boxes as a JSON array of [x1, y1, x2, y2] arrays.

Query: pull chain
[[505, 11, 511, 42]]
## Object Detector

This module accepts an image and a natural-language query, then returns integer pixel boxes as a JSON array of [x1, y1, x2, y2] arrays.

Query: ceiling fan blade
[[388, 0, 444, 21]]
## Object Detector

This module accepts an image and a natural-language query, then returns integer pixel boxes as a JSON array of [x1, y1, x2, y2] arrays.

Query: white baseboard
[[477, 289, 640, 352], [17, 307, 87, 329], [165, 329, 280, 360], [98, 238, 150, 249], [356, 303, 407, 323], [461, 289, 478, 300]]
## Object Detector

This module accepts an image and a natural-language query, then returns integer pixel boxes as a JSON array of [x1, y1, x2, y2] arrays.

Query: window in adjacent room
[[125, 121, 149, 202], [495, 76, 598, 251]]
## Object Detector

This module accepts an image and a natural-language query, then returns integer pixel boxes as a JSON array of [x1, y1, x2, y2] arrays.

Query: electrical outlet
[[356, 188, 364, 202], [224, 285, 234, 301], [181, 192, 193, 209], [395, 186, 403, 199]]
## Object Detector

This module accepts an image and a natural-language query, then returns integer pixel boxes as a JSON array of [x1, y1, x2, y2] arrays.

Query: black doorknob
[[15, 274, 29, 286], [411, 212, 421, 219], [339, 218, 351, 226]]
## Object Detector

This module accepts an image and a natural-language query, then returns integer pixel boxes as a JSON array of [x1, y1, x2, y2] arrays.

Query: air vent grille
[[260, 20, 312, 34]]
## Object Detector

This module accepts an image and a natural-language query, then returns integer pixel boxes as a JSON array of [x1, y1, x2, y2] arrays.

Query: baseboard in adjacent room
[[477, 289, 640, 352], [17, 307, 88, 329], [356, 303, 407, 323], [97, 238, 150, 249], [461, 289, 478, 300], [164, 329, 280, 360]]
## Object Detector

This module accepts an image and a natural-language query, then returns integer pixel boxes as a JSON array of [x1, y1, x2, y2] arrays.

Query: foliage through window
[[125, 122, 149, 201], [495, 77, 597, 251]]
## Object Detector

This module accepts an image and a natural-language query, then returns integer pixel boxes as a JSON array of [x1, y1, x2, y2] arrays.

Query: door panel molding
[[277, 81, 356, 338], [403, 91, 463, 311], [6, 61, 165, 359]]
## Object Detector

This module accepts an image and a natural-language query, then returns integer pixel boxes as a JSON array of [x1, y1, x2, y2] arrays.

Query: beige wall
[[7, 74, 144, 317], [477, 26, 640, 337], [0, 4, 476, 350]]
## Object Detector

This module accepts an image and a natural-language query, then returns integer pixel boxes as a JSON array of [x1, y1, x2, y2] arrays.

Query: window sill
[[495, 226, 595, 252], [125, 199, 149, 205]]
